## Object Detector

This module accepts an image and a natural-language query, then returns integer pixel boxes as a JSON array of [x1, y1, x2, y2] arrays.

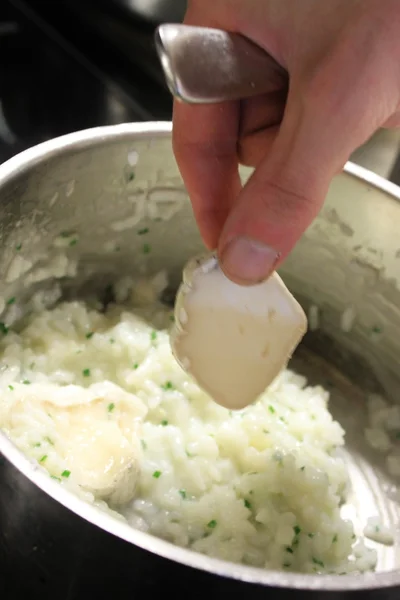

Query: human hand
[[172, 0, 400, 284]]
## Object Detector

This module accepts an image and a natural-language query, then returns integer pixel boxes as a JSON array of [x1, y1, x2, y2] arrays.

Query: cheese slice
[[170, 252, 307, 410]]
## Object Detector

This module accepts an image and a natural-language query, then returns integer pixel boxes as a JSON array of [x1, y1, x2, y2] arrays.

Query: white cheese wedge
[[170, 252, 307, 410]]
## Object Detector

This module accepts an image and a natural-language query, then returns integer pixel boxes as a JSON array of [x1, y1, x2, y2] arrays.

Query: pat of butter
[[170, 252, 307, 410]]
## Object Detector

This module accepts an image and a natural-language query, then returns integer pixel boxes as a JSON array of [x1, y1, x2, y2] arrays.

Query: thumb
[[217, 85, 375, 285]]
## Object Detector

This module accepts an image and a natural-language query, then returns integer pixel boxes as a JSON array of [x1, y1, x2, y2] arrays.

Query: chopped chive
[[294, 525, 301, 536], [169, 315, 175, 322], [268, 405, 275, 414], [50, 475, 61, 482], [23, 379, 30, 385], [312, 557, 324, 568], [69, 238, 78, 247], [372, 325, 382, 334], [85, 332, 94, 339], [44, 437, 54, 445], [60, 231, 72, 238], [244, 499, 251, 509], [143, 243, 151, 254], [140, 439, 147, 450], [207, 520, 217, 529], [61, 470, 71, 478], [263, 429, 269, 434], [150, 330, 157, 341], [133, 363, 139, 369], [33, 442, 41, 448], [127, 171, 135, 181], [185, 450, 195, 458], [179, 489, 187, 499], [82, 368, 91, 377], [283, 563, 291, 568], [333, 534, 338, 543], [16, 243, 22, 251], [300, 466, 305, 471], [161, 381, 173, 390], [153, 470, 162, 479], [107, 403, 115, 413], [161, 419, 168, 426], [6, 297, 15, 305], [109, 338, 115, 344], [39, 455, 47, 463], [0, 322, 8, 335], [8, 384, 14, 391], [286, 547, 294, 554], [308, 533, 315, 539], [137, 227, 149, 235]]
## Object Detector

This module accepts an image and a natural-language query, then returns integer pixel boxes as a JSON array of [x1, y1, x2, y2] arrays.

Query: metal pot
[[0, 122, 400, 596]]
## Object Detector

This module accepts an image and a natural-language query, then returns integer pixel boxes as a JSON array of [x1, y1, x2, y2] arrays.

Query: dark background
[[0, 1, 399, 598]]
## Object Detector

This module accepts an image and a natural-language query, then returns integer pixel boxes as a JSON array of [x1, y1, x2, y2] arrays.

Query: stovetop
[[0, 0, 172, 165], [0, 1, 399, 598]]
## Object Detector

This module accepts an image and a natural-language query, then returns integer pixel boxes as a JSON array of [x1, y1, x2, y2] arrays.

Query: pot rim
[[0, 121, 400, 592]]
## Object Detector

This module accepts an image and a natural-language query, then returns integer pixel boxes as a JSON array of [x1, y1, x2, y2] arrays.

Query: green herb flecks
[[107, 403, 115, 413], [8, 385, 14, 391], [371, 325, 383, 334], [207, 520, 217, 529], [85, 332, 94, 339], [0, 322, 8, 335], [140, 439, 147, 450], [133, 362, 139, 369], [61, 470, 71, 478], [15, 243, 22, 251], [82, 368, 91, 377], [44, 437, 54, 445], [179, 489, 187, 499], [161, 381, 173, 391], [39, 455, 48, 463], [69, 238, 78, 247], [244, 499, 251, 510], [143, 243, 151, 255], [312, 557, 324, 568], [153, 470, 162, 479], [22, 379, 31, 385], [150, 330, 157, 342], [294, 525, 301, 536], [6, 297, 15, 305], [161, 419, 168, 426], [286, 547, 294, 554], [333, 534, 338, 543], [137, 227, 149, 235], [268, 405, 276, 414], [50, 475, 61, 482]]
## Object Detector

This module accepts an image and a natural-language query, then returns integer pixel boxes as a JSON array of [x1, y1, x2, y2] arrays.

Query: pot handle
[[155, 24, 288, 104]]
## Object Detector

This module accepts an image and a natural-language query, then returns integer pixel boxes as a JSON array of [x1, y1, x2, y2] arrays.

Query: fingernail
[[220, 236, 280, 285]]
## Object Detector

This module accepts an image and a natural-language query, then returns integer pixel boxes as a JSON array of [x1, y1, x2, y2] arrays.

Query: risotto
[[0, 280, 378, 575]]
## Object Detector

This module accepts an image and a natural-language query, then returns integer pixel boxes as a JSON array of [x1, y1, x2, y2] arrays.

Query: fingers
[[218, 12, 400, 285], [217, 83, 376, 285], [172, 100, 241, 249]]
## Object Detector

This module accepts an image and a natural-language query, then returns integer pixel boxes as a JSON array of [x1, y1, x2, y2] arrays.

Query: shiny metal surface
[[155, 24, 287, 103], [0, 122, 400, 592]]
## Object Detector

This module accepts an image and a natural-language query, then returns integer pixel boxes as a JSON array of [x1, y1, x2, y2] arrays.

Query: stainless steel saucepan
[[0, 122, 399, 594]]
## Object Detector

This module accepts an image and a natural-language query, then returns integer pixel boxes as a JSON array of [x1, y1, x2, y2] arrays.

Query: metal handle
[[155, 23, 288, 104]]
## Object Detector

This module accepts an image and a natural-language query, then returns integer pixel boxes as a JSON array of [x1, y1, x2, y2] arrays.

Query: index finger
[[172, 99, 241, 249]]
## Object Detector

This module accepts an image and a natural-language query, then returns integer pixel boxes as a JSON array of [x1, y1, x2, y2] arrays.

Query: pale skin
[[173, 0, 400, 285]]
